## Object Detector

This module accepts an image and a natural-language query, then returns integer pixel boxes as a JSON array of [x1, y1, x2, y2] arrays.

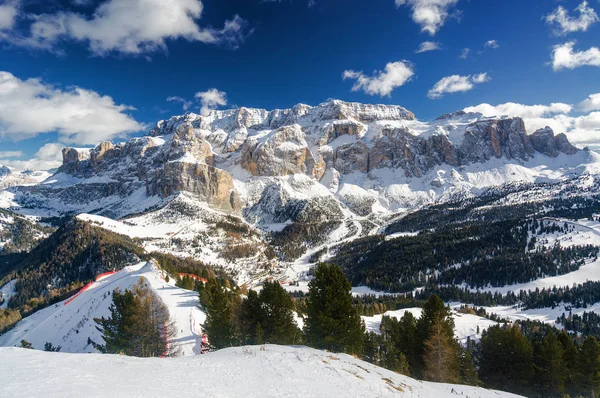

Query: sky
[[0, 0, 599, 170]]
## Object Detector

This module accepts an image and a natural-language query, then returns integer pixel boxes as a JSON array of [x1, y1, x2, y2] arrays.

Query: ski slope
[[0, 345, 524, 398], [0, 261, 206, 356]]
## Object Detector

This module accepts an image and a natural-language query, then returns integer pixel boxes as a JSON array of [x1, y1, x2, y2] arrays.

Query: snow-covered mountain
[[0, 166, 50, 190], [1, 99, 599, 283]]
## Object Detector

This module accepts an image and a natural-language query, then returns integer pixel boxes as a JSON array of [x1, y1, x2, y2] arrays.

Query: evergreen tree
[[43, 342, 62, 352], [579, 336, 600, 398], [95, 288, 139, 354], [202, 278, 235, 349], [19, 339, 33, 349], [256, 281, 300, 345], [479, 324, 534, 396], [459, 345, 479, 386], [304, 263, 364, 355], [414, 294, 456, 378], [534, 332, 565, 397]]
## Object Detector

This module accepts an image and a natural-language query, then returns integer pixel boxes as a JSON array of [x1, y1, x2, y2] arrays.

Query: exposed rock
[[461, 118, 534, 162], [90, 142, 114, 165], [555, 133, 578, 155], [530, 127, 559, 157], [241, 125, 322, 177], [530, 127, 578, 157], [62, 148, 90, 165], [147, 162, 239, 212]]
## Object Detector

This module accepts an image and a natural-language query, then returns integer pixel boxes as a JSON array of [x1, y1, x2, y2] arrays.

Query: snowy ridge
[[0, 345, 524, 398]]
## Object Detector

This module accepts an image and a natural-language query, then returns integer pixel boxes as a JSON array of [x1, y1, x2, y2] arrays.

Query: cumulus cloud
[[4, 0, 250, 55], [395, 0, 458, 35], [0, 143, 65, 171], [551, 41, 600, 71], [545, 1, 598, 35], [195, 88, 227, 116], [343, 61, 415, 97], [428, 72, 489, 99], [459, 47, 469, 59], [464, 99, 600, 148], [579, 93, 600, 112], [0, 1, 18, 30], [415, 41, 441, 53], [0, 71, 145, 145], [484, 40, 499, 49]]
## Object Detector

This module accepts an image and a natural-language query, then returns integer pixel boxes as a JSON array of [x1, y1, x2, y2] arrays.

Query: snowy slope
[[362, 308, 499, 344], [0, 345, 524, 398], [0, 261, 206, 356]]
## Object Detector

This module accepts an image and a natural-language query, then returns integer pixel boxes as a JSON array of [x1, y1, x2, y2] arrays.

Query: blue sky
[[0, 0, 599, 169]]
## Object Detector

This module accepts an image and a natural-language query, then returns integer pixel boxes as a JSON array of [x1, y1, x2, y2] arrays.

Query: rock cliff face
[[529, 127, 578, 157], [14, 100, 584, 222]]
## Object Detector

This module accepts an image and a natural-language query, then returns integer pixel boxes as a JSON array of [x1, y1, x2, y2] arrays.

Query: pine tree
[[479, 324, 534, 396], [534, 332, 565, 397], [43, 342, 62, 352], [579, 336, 600, 398], [414, 294, 456, 378], [459, 345, 479, 386], [423, 319, 460, 383], [256, 281, 300, 345], [19, 339, 33, 349], [202, 278, 235, 349], [304, 263, 364, 355]]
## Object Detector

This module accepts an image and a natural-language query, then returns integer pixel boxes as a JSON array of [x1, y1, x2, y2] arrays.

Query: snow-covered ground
[[0, 261, 206, 356], [361, 308, 499, 344], [0, 280, 16, 309], [0, 345, 524, 398]]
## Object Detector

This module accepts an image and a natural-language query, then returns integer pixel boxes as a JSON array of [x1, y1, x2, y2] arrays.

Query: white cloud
[[464, 102, 573, 119], [343, 61, 415, 97], [484, 40, 499, 49], [428, 72, 489, 99], [551, 41, 600, 71], [167, 96, 193, 111], [545, 1, 598, 35], [395, 0, 458, 35], [7, 0, 249, 55], [415, 41, 441, 53], [0, 1, 18, 30], [464, 99, 600, 148], [195, 88, 227, 116], [459, 47, 469, 59], [579, 93, 600, 112], [0, 143, 65, 171], [0, 150, 22, 158], [0, 71, 145, 145]]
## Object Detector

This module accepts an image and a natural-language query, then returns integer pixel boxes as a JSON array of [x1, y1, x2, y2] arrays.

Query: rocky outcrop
[[147, 161, 240, 211], [241, 125, 324, 179], [62, 148, 90, 165], [462, 118, 534, 162], [530, 127, 578, 157]]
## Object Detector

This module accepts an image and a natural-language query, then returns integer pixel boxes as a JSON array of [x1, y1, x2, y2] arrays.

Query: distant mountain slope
[[0, 345, 524, 398]]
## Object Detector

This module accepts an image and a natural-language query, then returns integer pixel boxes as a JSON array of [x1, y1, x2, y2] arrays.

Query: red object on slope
[[64, 271, 117, 306]]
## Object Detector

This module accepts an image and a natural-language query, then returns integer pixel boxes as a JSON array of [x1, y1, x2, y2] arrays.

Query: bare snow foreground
[[0, 345, 523, 398]]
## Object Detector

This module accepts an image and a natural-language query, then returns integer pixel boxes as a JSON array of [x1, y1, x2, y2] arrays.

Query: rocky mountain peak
[[530, 126, 578, 157], [0, 165, 11, 179]]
